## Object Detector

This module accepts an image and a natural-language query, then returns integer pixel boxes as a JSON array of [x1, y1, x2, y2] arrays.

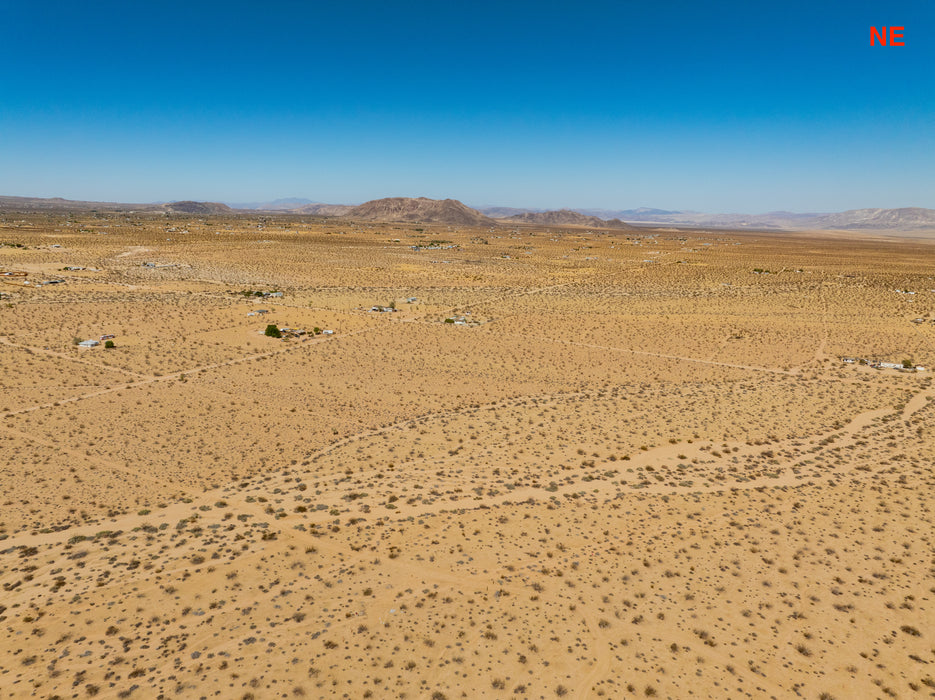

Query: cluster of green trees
[[266, 325, 326, 338], [239, 289, 280, 297]]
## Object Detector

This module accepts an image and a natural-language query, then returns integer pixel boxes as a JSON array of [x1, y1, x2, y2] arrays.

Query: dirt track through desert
[[2, 215, 934, 699]]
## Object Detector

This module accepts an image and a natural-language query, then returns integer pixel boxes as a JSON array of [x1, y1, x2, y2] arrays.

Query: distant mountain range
[[811, 208, 935, 230], [2, 194, 934, 231], [291, 203, 355, 216], [0, 196, 233, 215], [227, 197, 316, 210], [595, 208, 935, 231], [163, 200, 234, 215], [504, 209, 633, 229], [560, 207, 685, 221]]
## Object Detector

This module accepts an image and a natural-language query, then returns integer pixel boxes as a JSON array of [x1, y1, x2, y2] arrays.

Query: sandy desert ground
[[1, 212, 934, 699]]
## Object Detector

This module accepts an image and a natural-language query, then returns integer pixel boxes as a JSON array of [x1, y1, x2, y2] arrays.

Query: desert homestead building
[[278, 327, 307, 338], [841, 357, 925, 372], [78, 339, 100, 348], [878, 361, 904, 370]]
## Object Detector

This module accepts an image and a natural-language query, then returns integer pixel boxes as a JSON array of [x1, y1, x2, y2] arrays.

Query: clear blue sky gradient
[[1, 0, 932, 211]]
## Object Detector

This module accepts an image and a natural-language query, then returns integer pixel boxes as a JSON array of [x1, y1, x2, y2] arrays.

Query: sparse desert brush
[[1, 216, 932, 700]]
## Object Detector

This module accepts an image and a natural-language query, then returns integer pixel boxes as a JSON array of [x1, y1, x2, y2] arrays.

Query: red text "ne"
[[871, 26, 905, 46]]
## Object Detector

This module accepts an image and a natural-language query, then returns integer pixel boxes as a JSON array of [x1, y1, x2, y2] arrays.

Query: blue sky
[[1, 0, 932, 212]]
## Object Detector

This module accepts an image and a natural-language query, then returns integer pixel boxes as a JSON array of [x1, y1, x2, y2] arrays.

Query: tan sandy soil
[[1, 213, 933, 699]]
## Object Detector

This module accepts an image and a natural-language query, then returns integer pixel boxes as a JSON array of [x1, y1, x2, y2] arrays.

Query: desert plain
[[1, 212, 934, 699]]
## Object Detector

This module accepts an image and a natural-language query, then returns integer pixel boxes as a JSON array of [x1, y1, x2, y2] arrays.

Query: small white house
[[78, 339, 100, 348], [322, 329, 334, 335]]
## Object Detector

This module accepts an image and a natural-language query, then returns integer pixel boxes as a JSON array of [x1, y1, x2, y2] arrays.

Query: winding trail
[[0, 326, 374, 418], [0, 336, 154, 380], [0, 420, 168, 485], [499, 332, 798, 375], [5, 383, 928, 551]]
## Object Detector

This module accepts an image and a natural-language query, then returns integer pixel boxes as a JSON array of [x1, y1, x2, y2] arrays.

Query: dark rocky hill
[[344, 197, 494, 225]]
